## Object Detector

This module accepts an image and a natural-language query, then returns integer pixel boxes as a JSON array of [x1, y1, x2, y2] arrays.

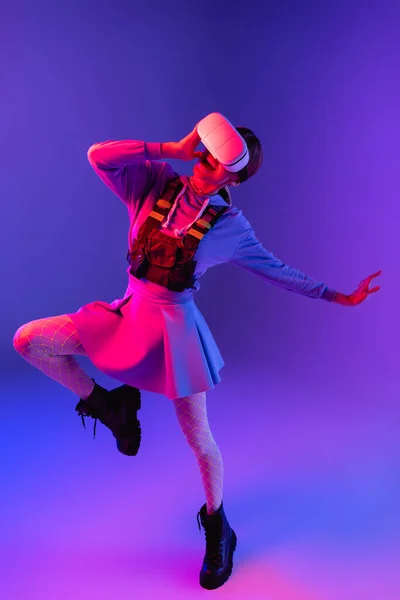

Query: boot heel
[[231, 530, 237, 553]]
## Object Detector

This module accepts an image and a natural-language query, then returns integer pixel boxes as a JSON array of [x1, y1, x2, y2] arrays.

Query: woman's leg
[[13, 315, 95, 399], [172, 391, 223, 515]]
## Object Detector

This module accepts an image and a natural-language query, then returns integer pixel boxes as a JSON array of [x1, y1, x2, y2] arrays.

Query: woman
[[13, 115, 381, 590]]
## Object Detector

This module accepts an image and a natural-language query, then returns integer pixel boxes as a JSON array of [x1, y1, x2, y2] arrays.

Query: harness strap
[[186, 205, 224, 241], [146, 178, 227, 242], [147, 177, 183, 224]]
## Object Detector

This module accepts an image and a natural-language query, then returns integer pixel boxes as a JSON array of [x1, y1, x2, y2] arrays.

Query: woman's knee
[[12, 321, 39, 354], [13, 315, 85, 357], [188, 428, 218, 454]]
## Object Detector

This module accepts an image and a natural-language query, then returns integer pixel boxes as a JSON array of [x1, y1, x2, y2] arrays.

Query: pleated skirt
[[68, 274, 224, 400]]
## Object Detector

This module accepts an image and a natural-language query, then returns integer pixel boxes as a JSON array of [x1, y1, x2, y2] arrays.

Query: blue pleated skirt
[[68, 274, 224, 400]]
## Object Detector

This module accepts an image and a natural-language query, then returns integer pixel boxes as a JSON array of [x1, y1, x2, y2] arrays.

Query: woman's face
[[191, 150, 238, 195]]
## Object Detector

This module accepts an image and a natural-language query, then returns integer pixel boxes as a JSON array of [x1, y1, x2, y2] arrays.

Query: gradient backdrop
[[1, 1, 398, 599]]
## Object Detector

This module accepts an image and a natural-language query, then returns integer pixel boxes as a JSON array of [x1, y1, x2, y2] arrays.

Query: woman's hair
[[218, 126, 263, 203], [235, 126, 263, 181]]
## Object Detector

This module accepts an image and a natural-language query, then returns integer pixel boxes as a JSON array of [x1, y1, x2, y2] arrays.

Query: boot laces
[[76, 407, 98, 439]]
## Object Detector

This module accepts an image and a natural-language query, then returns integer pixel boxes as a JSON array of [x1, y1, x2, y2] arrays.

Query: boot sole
[[116, 420, 142, 456], [199, 529, 238, 590], [110, 385, 142, 456]]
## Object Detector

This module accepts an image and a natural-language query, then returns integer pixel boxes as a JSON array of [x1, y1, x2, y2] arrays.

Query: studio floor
[[1, 364, 399, 600]]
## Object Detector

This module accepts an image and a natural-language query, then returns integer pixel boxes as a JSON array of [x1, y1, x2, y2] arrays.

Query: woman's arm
[[87, 140, 174, 208], [87, 126, 201, 208], [229, 225, 337, 300]]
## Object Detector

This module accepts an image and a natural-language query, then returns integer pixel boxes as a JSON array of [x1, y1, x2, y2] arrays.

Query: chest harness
[[127, 176, 229, 292]]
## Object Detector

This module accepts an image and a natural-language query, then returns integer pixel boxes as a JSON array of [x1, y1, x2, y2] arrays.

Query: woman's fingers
[[189, 124, 201, 142], [360, 270, 382, 288], [366, 270, 382, 284]]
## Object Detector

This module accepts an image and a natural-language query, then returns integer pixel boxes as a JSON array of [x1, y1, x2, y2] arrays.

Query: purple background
[[1, 1, 398, 598]]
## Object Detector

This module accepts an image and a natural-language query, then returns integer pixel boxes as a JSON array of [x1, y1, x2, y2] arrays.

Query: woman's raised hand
[[161, 124, 202, 161]]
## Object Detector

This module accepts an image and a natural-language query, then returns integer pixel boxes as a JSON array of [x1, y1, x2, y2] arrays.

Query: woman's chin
[[191, 173, 207, 186], [194, 168, 213, 181]]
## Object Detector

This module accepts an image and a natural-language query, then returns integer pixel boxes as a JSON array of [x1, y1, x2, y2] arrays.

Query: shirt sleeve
[[87, 140, 170, 208], [229, 225, 337, 301]]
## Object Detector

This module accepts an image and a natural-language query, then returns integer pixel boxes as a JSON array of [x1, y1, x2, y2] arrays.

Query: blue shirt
[[87, 140, 336, 301]]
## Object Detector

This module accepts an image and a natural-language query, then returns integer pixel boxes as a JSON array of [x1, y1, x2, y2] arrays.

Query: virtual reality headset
[[197, 112, 250, 183]]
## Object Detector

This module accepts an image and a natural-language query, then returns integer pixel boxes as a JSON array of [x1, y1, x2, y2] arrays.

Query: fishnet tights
[[12, 315, 95, 398], [172, 392, 223, 514], [13, 316, 224, 511]]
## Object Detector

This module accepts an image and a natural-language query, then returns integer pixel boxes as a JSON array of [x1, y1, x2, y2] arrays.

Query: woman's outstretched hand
[[161, 125, 202, 161], [333, 270, 382, 306]]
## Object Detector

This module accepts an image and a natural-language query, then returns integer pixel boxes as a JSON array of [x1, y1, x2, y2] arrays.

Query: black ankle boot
[[197, 501, 237, 590], [108, 384, 142, 456], [75, 380, 141, 456]]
